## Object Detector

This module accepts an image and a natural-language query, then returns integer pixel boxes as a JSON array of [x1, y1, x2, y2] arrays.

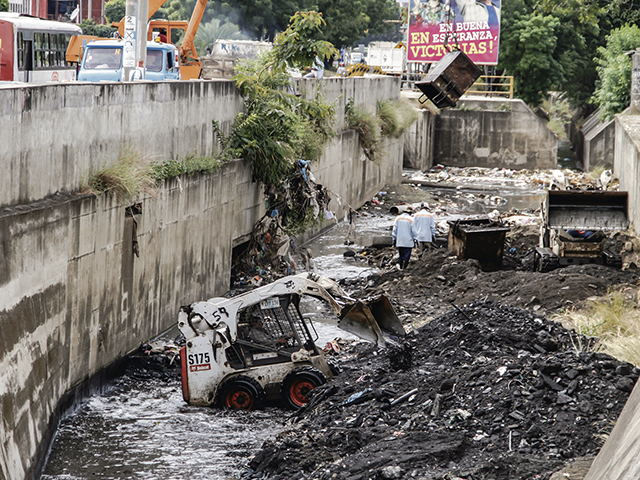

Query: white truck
[[178, 273, 404, 409], [366, 41, 406, 75]]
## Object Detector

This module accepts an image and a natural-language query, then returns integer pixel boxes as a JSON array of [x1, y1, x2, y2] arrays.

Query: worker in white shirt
[[392, 211, 416, 269], [413, 203, 437, 251]]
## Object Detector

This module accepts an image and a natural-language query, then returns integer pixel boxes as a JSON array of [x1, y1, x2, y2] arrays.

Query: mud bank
[[248, 301, 637, 480]]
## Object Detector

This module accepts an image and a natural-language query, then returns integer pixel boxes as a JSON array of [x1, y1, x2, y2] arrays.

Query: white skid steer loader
[[178, 273, 404, 410]]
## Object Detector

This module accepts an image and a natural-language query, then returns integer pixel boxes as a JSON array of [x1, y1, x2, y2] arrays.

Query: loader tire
[[218, 375, 265, 410], [282, 367, 326, 409]]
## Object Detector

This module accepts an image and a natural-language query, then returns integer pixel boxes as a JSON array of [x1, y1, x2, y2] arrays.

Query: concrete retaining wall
[[0, 77, 402, 480], [581, 109, 616, 171], [584, 114, 640, 479], [404, 109, 435, 171], [434, 97, 558, 169]]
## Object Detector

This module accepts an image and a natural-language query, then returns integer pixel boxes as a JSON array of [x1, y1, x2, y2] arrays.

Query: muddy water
[[41, 335, 286, 480], [41, 174, 545, 480]]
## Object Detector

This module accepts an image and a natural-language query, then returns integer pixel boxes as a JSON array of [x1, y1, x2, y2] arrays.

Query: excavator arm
[[178, 0, 208, 78]]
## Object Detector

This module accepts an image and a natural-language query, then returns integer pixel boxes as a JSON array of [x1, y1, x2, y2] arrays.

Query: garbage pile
[[231, 160, 333, 287], [405, 166, 618, 192], [247, 301, 637, 480]]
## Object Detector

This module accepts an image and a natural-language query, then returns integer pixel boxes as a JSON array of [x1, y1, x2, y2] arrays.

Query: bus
[[0, 13, 82, 83]]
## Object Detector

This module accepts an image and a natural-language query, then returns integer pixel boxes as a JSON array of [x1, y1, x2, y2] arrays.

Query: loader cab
[[229, 294, 320, 369], [77, 39, 180, 82]]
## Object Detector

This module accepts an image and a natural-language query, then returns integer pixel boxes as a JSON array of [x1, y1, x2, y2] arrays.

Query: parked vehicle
[[178, 273, 404, 409], [66, 0, 207, 80], [366, 41, 406, 75], [534, 190, 629, 271], [0, 13, 81, 82], [77, 39, 180, 82]]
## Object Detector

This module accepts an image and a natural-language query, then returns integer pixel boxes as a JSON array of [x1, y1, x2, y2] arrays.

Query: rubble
[[247, 301, 638, 480], [404, 166, 619, 192], [242, 171, 640, 479]]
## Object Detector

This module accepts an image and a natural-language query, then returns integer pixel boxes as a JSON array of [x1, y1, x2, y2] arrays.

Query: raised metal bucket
[[338, 296, 404, 347]]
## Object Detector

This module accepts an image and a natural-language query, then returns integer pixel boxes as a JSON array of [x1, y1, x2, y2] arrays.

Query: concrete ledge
[[434, 97, 558, 169]]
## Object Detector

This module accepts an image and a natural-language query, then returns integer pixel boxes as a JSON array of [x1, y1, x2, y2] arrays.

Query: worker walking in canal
[[413, 203, 437, 251], [392, 210, 416, 269]]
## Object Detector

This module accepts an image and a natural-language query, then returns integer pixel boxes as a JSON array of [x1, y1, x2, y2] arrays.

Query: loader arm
[[180, 273, 404, 348]]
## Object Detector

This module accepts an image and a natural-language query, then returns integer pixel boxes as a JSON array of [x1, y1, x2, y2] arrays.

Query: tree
[[224, 11, 337, 233], [592, 24, 640, 121], [496, 0, 639, 110], [104, 0, 125, 24], [79, 19, 116, 37], [498, 13, 563, 106], [0, 0, 8, 12], [315, 0, 401, 48]]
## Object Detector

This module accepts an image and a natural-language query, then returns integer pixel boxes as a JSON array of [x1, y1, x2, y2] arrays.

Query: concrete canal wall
[[0, 77, 402, 480], [434, 97, 558, 169], [581, 108, 616, 172], [584, 113, 640, 479]]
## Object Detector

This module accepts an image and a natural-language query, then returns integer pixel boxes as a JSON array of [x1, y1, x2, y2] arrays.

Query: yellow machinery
[[66, 0, 206, 80], [346, 64, 386, 77]]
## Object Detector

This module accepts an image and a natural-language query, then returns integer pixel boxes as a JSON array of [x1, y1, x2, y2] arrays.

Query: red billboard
[[407, 0, 501, 65]]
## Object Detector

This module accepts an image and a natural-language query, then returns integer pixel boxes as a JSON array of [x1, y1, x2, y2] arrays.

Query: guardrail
[[465, 75, 514, 99]]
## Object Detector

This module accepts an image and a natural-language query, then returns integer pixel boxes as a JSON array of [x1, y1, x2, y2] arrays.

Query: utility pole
[[135, 0, 148, 77], [122, 0, 148, 80], [122, 0, 137, 80]]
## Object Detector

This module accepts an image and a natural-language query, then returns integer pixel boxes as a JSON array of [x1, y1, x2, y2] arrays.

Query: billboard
[[407, 0, 501, 65]]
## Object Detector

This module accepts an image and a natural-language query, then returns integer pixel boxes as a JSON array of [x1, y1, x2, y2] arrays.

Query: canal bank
[[41, 166, 640, 479]]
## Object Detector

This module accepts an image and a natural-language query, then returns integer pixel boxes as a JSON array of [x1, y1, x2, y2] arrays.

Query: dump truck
[[178, 273, 404, 410], [534, 190, 629, 272], [200, 39, 272, 79]]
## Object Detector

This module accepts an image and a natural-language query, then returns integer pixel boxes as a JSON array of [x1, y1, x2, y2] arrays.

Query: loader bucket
[[338, 296, 405, 347]]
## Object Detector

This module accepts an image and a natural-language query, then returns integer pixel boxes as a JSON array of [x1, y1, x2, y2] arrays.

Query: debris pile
[[341, 240, 640, 326], [405, 166, 619, 192], [247, 302, 638, 480]]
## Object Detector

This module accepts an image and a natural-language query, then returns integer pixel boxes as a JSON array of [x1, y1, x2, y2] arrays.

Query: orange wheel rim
[[289, 379, 315, 407], [226, 390, 253, 409]]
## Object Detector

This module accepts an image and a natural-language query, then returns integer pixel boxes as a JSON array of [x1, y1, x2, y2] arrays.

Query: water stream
[[41, 171, 547, 480]]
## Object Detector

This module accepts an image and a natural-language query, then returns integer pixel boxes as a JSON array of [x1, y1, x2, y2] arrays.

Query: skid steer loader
[[178, 273, 404, 410], [534, 190, 629, 271]]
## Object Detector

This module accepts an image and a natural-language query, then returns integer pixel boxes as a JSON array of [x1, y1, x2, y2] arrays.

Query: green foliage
[[104, 0, 125, 24], [345, 98, 418, 162], [269, 11, 338, 72], [212, 12, 337, 234], [345, 98, 381, 161], [79, 19, 116, 37], [497, 0, 640, 109], [499, 13, 563, 106], [592, 24, 640, 121], [0, 0, 9, 12], [376, 99, 419, 139], [164, 0, 400, 46], [150, 155, 226, 181], [316, 0, 401, 47], [86, 149, 155, 201]]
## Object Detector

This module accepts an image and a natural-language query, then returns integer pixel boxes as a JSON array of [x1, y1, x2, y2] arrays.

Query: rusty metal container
[[415, 49, 482, 108], [447, 217, 510, 270]]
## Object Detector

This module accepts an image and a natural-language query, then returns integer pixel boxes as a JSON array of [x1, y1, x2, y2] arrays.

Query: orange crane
[[66, 0, 207, 79]]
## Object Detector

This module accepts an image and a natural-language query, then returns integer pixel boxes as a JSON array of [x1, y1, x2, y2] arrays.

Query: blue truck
[[77, 39, 181, 82]]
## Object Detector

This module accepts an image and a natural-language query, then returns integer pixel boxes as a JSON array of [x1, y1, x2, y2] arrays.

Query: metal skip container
[[447, 217, 510, 270], [415, 49, 482, 108]]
